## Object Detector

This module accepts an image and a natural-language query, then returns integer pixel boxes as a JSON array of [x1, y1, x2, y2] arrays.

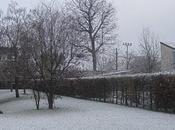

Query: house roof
[[160, 42, 175, 50]]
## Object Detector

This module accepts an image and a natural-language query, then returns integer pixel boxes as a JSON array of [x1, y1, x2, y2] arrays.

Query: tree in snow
[[1, 2, 28, 97], [68, 0, 117, 71], [139, 27, 160, 73], [28, 2, 80, 109]]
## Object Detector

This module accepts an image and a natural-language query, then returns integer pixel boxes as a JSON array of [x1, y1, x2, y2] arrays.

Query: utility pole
[[116, 48, 118, 70], [123, 42, 132, 70]]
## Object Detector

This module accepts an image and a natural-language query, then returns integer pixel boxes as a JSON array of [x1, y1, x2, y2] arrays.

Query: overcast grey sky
[[0, 0, 174, 46]]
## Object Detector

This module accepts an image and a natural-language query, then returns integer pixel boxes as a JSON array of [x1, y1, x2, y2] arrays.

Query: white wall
[[161, 44, 175, 71]]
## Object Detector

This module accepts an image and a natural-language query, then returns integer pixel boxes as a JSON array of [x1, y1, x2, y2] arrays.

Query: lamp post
[[116, 48, 118, 70], [123, 42, 132, 70]]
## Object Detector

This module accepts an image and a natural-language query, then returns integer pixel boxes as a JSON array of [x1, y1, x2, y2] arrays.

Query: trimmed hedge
[[1, 73, 175, 113], [60, 74, 175, 113]]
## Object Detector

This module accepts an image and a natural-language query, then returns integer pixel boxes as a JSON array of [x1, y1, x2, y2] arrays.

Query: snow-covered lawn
[[0, 90, 175, 130]]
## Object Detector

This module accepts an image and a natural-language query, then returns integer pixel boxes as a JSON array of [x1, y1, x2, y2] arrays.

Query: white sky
[[113, 0, 175, 45], [0, 0, 174, 47]]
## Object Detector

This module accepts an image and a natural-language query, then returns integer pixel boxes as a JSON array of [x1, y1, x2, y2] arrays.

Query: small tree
[[1, 2, 27, 97], [139, 28, 160, 73], [29, 3, 79, 109]]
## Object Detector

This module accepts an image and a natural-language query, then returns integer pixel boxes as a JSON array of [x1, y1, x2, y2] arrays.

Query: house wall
[[161, 44, 175, 71]]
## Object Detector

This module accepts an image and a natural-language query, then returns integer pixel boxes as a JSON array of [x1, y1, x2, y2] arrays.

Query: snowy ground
[[0, 90, 175, 130]]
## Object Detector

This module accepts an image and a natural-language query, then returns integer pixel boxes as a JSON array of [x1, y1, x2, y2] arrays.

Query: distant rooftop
[[161, 42, 175, 49]]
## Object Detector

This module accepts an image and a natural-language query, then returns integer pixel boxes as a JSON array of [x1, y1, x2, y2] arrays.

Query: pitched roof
[[160, 42, 175, 50]]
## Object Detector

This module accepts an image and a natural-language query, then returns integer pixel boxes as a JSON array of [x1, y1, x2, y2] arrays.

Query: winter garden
[[0, 0, 175, 130]]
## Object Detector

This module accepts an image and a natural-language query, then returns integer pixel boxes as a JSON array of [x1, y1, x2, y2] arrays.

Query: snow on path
[[0, 90, 175, 130]]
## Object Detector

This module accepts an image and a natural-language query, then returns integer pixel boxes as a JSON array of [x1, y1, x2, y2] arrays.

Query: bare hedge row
[[59, 74, 175, 113]]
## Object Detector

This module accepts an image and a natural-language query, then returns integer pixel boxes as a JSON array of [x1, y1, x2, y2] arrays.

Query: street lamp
[[123, 42, 132, 70]]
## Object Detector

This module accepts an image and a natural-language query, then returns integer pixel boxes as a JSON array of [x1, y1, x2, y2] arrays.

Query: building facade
[[161, 42, 175, 71]]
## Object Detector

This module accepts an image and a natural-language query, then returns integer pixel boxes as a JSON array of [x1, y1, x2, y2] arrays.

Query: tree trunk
[[33, 90, 40, 110], [10, 86, 13, 92], [23, 88, 26, 94], [15, 77, 19, 98], [92, 52, 97, 71], [36, 91, 40, 110], [15, 87, 19, 98], [48, 93, 54, 109]]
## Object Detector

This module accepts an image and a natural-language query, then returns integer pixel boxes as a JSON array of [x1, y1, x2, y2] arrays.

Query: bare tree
[[1, 2, 27, 97], [130, 55, 147, 73], [139, 28, 160, 73], [68, 0, 117, 71], [28, 3, 79, 109], [18, 29, 33, 94]]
